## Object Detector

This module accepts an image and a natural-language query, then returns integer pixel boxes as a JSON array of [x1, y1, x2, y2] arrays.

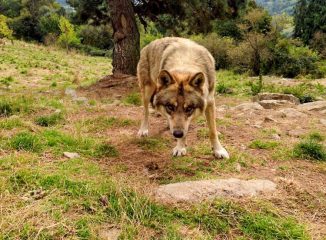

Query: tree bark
[[108, 0, 140, 76]]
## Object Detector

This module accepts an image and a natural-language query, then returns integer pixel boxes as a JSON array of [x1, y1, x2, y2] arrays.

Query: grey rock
[[271, 133, 281, 140], [297, 101, 326, 112], [277, 108, 307, 118], [74, 97, 88, 104], [155, 178, 276, 203], [253, 93, 300, 105], [63, 152, 80, 159], [65, 88, 77, 98], [258, 100, 295, 109], [233, 102, 264, 111]]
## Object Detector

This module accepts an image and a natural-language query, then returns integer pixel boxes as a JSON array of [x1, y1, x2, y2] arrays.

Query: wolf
[[137, 37, 229, 159]]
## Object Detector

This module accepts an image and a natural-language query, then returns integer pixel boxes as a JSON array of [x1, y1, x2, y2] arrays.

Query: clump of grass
[[0, 76, 14, 88], [293, 140, 326, 161], [249, 140, 279, 149], [94, 143, 119, 158], [0, 101, 13, 117], [0, 117, 23, 130], [216, 82, 233, 94], [123, 93, 141, 106], [35, 113, 63, 127], [249, 74, 263, 96], [10, 132, 42, 152], [308, 132, 325, 142], [282, 84, 315, 103], [133, 137, 168, 151]]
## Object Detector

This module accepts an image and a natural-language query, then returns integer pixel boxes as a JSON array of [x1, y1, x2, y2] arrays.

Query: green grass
[[35, 112, 63, 127], [10, 132, 42, 152], [123, 92, 142, 106], [0, 117, 24, 129], [249, 140, 279, 150], [293, 140, 326, 161]]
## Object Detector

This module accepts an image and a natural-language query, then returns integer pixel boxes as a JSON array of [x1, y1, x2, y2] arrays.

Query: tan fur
[[137, 37, 229, 158]]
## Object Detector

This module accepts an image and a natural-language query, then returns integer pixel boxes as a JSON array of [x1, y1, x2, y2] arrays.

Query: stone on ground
[[297, 101, 326, 112], [155, 178, 276, 204], [63, 152, 80, 159], [320, 119, 326, 127], [253, 93, 300, 104], [98, 226, 121, 240], [232, 102, 264, 111], [277, 108, 307, 118], [258, 100, 296, 109]]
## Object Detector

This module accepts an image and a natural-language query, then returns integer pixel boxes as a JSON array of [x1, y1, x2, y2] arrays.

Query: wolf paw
[[172, 146, 187, 157], [137, 129, 148, 137], [213, 147, 230, 159]]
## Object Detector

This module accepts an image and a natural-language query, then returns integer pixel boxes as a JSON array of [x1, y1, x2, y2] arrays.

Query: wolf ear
[[158, 70, 174, 88], [189, 72, 205, 91]]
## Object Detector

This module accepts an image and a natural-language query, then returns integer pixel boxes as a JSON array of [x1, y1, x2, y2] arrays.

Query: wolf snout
[[173, 130, 184, 138]]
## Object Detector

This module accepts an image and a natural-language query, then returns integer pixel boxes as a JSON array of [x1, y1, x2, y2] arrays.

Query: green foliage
[[139, 21, 163, 49], [249, 140, 279, 149], [123, 93, 141, 106], [38, 12, 61, 39], [78, 24, 113, 49], [0, 76, 14, 88], [256, 0, 298, 15], [294, 140, 326, 161], [294, 0, 326, 44], [10, 132, 42, 152], [0, 14, 13, 40], [249, 74, 263, 95], [0, 97, 32, 117], [35, 113, 63, 127], [57, 16, 80, 50]]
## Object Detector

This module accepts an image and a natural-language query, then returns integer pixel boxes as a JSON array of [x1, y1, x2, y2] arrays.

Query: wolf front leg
[[138, 86, 153, 137], [205, 100, 229, 159], [172, 137, 187, 157]]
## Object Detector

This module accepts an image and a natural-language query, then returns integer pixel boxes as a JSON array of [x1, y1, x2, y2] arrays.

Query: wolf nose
[[173, 130, 184, 138]]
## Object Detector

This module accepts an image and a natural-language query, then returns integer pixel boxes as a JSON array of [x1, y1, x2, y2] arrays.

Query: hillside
[[256, 0, 298, 15], [0, 40, 326, 239]]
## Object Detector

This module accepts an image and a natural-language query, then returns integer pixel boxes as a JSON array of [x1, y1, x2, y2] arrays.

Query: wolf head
[[152, 70, 207, 138]]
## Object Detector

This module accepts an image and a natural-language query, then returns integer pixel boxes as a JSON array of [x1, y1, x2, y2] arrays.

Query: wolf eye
[[185, 106, 194, 114], [166, 104, 175, 112]]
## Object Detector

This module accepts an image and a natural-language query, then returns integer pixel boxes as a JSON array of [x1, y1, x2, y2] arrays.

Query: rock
[[155, 178, 276, 203], [287, 129, 306, 137], [258, 100, 296, 109], [320, 119, 326, 126], [277, 108, 307, 118], [253, 93, 300, 105], [98, 226, 121, 240], [264, 116, 278, 122], [235, 163, 241, 172], [65, 88, 77, 98], [63, 152, 80, 159], [271, 133, 281, 140], [232, 102, 264, 111], [74, 97, 88, 104], [297, 101, 326, 112]]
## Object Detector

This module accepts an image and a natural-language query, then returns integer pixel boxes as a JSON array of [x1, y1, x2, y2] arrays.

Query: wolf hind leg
[[205, 100, 229, 159], [138, 84, 155, 137]]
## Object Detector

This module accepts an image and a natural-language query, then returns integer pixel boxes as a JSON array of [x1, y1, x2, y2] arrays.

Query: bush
[[57, 16, 80, 51], [38, 13, 60, 41], [294, 140, 326, 161], [0, 14, 13, 40], [78, 24, 113, 50], [272, 39, 321, 78], [191, 33, 234, 69]]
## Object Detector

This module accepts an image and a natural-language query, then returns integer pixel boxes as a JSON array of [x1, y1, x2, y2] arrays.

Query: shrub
[[272, 39, 321, 78], [57, 16, 80, 51], [293, 140, 326, 161], [38, 13, 60, 41], [139, 21, 163, 49], [78, 24, 113, 50], [191, 33, 234, 69], [35, 113, 63, 127], [10, 132, 42, 152], [0, 14, 13, 40]]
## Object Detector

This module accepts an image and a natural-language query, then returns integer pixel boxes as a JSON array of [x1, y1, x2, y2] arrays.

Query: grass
[[0, 40, 318, 239], [249, 140, 279, 150], [294, 140, 326, 161], [35, 112, 63, 127]]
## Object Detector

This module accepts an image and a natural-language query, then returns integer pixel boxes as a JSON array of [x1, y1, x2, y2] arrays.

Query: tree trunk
[[108, 0, 140, 76]]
